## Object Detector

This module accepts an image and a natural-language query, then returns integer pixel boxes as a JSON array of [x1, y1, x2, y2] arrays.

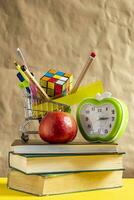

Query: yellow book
[[9, 152, 124, 174], [8, 169, 123, 196]]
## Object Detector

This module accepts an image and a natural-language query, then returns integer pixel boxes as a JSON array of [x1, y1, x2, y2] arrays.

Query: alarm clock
[[76, 92, 129, 143]]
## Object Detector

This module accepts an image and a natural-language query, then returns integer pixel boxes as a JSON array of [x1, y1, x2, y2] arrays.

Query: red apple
[[39, 112, 77, 143]]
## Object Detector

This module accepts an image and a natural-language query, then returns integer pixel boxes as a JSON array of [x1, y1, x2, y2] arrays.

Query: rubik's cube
[[40, 69, 73, 98]]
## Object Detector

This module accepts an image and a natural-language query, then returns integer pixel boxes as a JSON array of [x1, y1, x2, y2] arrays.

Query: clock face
[[80, 103, 117, 137], [77, 96, 129, 143]]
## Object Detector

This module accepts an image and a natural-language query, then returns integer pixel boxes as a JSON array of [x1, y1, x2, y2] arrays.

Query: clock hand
[[98, 117, 109, 120]]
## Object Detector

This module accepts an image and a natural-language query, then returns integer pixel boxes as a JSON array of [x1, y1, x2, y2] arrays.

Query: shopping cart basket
[[20, 90, 70, 142]]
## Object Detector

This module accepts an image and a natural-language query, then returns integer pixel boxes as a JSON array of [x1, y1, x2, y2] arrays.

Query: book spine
[[8, 152, 11, 168]]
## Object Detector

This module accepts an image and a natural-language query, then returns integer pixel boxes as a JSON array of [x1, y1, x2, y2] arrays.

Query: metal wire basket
[[20, 90, 70, 142]]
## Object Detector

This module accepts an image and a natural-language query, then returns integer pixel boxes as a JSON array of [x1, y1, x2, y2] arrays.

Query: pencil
[[14, 62, 50, 101], [70, 52, 96, 94]]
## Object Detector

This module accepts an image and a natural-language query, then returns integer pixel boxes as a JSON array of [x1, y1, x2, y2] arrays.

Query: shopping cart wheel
[[21, 133, 29, 142]]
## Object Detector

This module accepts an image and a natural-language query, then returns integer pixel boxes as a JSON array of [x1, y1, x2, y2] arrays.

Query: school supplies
[[18, 63, 50, 100], [8, 169, 123, 196], [9, 48, 126, 196], [15, 62, 71, 142], [11, 139, 118, 154], [16, 72, 30, 93], [9, 152, 124, 174], [16, 48, 50, 100], [16, 62, 30, 92], [15, 48, 103, 142], [70, 51, 96, 94], [8, 138, 124, 196], [17, 48, 27, 66]]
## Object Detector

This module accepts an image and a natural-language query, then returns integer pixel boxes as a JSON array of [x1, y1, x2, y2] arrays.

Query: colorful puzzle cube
[[40, 69, 73, 98]]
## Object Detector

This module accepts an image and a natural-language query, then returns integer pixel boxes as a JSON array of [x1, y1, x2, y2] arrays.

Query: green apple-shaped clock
[[76, 92, 129, 143]]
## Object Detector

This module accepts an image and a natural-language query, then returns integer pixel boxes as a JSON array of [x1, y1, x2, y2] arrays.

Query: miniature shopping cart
[[20, 90, 70, 142], [15, 60, 70, 142], [15, 48, 96, 142]]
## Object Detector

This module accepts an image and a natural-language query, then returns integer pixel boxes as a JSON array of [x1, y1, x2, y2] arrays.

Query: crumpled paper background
[[0, 0, 133, 177]]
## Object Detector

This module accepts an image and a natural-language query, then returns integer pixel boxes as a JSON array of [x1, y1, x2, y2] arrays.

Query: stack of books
[[8, 140, 124, 196]]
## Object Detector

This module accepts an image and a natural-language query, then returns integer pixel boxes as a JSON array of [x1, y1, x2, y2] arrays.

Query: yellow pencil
[[14, 62, 50, 101]]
